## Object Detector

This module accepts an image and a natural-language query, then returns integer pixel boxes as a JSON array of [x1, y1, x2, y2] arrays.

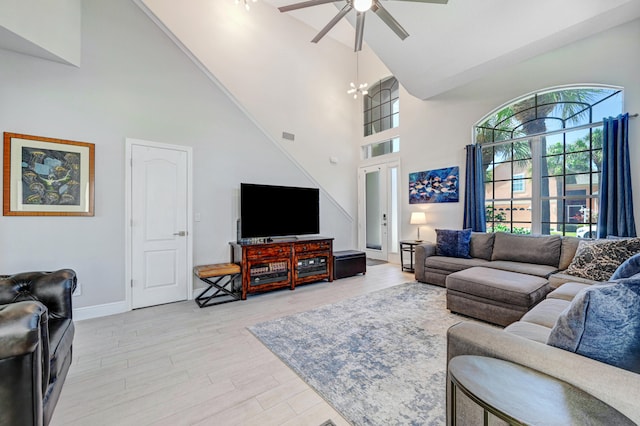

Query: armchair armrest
[[414, 242, 436, 282], [0, 301, 48, 359], [0, 300, 50, 414], [447, 321, 640, 423], [0, 269, 76, 321]]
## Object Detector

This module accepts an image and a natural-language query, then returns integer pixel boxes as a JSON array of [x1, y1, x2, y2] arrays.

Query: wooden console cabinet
[[230, 237, 334, 299]]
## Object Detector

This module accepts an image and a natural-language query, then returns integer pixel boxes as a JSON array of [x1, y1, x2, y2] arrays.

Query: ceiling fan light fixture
[[353, 0, 373, 12], [278, 0, 448, 51]]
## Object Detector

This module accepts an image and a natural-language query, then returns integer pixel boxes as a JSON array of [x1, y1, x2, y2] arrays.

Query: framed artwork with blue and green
[[3, 132, 95, 216], [409, 166, 459, 204]]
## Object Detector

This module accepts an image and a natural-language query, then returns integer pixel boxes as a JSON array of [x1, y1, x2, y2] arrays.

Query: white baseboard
[[73, 301, 129, 321]]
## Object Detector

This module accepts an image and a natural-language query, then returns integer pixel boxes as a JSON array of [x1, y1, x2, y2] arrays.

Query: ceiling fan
[[278, 0, 449, 52]]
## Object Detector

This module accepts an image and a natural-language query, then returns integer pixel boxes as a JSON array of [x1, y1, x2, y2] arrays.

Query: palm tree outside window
[[476, 85, 623, 237]]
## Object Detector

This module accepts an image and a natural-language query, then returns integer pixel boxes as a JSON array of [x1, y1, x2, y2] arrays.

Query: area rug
[[248, 282, 466, 425]]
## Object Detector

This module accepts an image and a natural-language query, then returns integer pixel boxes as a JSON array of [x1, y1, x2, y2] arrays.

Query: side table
[[448, 355, 634, 426], [399, 240, 420, 272]]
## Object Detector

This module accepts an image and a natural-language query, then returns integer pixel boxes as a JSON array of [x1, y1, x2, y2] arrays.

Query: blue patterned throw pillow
[[435, 228, 472, 259], [611, 253, 640, 280], [547, 276, 640, 373]]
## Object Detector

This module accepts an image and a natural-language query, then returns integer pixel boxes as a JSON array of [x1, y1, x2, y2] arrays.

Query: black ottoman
[[333, 250, 366, 279]]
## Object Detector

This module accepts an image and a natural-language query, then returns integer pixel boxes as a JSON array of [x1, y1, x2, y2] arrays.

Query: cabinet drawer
[[245, 246, 289, 259], [294, 241, 331, 253]]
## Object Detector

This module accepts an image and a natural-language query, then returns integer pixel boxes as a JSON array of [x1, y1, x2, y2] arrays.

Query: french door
[[358, 161, 399, 261]]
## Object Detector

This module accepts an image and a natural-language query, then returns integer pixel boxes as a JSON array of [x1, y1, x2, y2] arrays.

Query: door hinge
[[130, 279, 134, 288]]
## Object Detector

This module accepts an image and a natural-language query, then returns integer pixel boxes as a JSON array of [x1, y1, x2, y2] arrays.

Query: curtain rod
[[474, 113, 638, 148]]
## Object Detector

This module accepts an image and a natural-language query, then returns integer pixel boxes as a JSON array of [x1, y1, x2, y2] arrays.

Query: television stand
[[229, 237, 334, 299]]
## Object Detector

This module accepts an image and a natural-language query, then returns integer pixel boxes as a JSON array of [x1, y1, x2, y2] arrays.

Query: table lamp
[[410, 211, 427, 241]]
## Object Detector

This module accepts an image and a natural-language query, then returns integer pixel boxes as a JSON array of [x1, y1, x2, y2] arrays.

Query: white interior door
[[129, 141, 191, 309], [358, 161, 399, 261]]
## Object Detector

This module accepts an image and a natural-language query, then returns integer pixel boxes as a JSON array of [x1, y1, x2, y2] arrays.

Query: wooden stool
[[193, 263, 242, 308]]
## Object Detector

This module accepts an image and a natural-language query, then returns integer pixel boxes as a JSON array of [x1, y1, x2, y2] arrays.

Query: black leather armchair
[[0, 269, 76, 426]]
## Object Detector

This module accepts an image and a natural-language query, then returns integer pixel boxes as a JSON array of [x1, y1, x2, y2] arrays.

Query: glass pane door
[[365, 170, 384, 251], [358, 161, 399, 261]]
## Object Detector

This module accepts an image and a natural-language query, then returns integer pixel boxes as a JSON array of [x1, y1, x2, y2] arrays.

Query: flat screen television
[[240, 183, 320, 239]]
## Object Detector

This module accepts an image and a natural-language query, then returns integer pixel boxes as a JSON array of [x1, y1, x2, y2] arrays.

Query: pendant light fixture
[[347, 52, 368, 99]]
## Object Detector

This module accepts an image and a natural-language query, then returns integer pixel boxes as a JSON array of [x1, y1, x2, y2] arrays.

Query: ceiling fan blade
[[278, 0, 338, 13], [372, 1, 409, 40], [311, 4, 353, 43], [392, 0, 448, 3], [354, 11, 366, 52]]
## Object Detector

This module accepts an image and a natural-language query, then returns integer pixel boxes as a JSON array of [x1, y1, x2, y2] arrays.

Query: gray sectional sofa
[[446, 281, 640, 424], [415, 232, 600, 326], [415, 231, 597, 289], [424, 232, 640, 423]]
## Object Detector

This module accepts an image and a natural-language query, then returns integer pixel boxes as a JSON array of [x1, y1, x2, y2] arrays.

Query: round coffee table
[[448, 355, 634, 425]]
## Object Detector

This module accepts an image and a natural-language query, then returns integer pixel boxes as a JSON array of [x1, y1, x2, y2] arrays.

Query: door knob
[[173, 231, 186, 236]]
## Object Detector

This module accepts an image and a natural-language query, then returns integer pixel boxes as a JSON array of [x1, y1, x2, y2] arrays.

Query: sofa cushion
[[446, 267, 549, 308], [548, 272, 599, 289], [436, 228, 472, 258], [547, 277, 640, 373], [611, 253, 640, 280], [491, 233, 561, 267], [559, 236, 581, 270], [505, 321, 552, 344], [424, 256, 490, 273], [546, 282, 592, 301], [520, 298, 570, 328], [565, 238, 640, 282], [469, 232, 495, 260], [487, 261, 558, 278]]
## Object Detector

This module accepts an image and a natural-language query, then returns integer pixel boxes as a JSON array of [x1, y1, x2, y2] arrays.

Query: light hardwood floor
[[51, 263, 414, 426]]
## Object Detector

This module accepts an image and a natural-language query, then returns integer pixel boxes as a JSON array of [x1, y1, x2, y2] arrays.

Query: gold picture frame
[[3, 132, 95, 216]]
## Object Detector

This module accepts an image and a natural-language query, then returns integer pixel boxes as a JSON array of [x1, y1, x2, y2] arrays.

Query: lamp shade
[[410, 211, 427, 225]]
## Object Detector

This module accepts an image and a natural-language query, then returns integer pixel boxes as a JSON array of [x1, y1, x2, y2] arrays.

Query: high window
[[362, 137, 400, 160], [476, 86, 623, 237], [364, 76, 399, 136]]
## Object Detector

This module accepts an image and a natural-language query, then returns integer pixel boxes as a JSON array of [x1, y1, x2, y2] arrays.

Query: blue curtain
[[463, 144, 486, 231], [597, 113, 636, 238]]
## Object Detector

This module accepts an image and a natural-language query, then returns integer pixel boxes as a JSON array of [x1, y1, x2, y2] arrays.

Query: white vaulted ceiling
[[262, 0, 640, 99], [3, 0, 639, 99]]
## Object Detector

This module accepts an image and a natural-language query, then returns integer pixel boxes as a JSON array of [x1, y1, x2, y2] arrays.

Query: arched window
[[475, 86, 623, 237], [364, 76, 399, 137]]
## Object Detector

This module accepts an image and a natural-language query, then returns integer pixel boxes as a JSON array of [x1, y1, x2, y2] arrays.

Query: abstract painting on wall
[[409, 166, 459, 204]]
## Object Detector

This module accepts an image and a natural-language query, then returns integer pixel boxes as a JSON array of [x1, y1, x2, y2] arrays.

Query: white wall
[[139, 0, 360, 221], [0, 0, 354, 311], [394, 18, 640, 242], [0, 0, 81, 65]]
